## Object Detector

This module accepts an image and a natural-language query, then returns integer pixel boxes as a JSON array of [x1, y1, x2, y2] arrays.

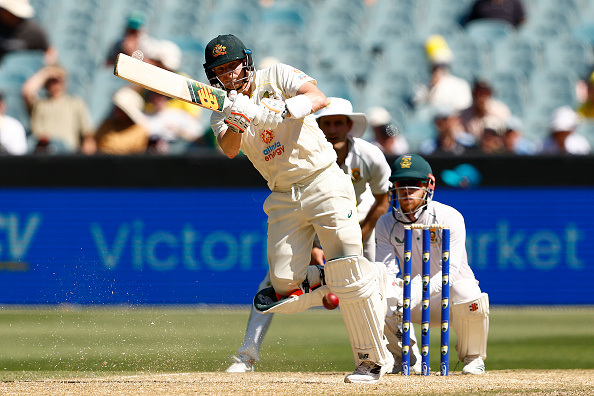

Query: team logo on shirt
[[212, 44, 226, 57], [261, 130, 274, 144], [351, 168, 361, 182], [292, 68, 309, 80], [263, 91, 280, 100], [263, 91, 274, 99]]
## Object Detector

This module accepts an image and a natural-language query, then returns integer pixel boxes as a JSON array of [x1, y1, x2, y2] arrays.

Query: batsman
[[203, 34, 393, 383], [375, 154, 489, 375]]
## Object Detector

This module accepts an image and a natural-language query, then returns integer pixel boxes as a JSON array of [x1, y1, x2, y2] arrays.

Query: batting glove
[[224, 91, 258, 133], [253, 98, 287, 130]]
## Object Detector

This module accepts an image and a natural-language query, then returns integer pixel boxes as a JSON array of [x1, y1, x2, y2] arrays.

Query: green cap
[[204, 34, 249, 70], [390, 154, 433, 181], [126, 10, 145, 30]]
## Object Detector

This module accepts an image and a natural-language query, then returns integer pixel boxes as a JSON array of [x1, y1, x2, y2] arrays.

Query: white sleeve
[[443, 206, 469, 285], [1, 117, 28, 155], [374, 214, 400, 278], [367, 145, 392, 195], [273, 63, 316, 98]]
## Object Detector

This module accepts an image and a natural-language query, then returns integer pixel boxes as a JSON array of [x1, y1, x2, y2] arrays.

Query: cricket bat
[[114, 53, 231, 113]]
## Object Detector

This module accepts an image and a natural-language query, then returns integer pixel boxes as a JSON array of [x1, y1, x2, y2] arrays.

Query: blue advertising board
[[0, 187, 592, 305]]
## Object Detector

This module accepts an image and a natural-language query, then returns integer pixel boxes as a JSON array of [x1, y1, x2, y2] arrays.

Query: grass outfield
[[0, 306, 593, 380]]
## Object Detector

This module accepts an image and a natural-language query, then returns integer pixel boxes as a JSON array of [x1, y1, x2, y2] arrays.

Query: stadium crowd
[[1, 0, 593, 156]]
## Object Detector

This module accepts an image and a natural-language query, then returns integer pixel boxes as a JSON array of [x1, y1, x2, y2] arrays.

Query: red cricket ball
[[322, 292, 339, 310]]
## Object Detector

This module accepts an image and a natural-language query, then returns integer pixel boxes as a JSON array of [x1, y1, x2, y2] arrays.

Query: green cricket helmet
[[389, 154, 436, 217], [203, 34, 254, 92]]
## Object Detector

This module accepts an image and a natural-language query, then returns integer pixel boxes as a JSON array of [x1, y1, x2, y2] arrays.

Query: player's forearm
[[21, 68, 49, 109], [304, 91, 328, 113], [217, 129, 243, 158], [360, 194, 390, 241]]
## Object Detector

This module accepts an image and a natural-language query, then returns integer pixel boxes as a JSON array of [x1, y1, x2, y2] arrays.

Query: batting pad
[[325, 256, 392, 367], [253, 285, 328, 314], [452, 293, 489, 360]]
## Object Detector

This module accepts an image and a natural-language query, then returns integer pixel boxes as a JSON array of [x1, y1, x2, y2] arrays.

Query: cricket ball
[[322, 292, 339, 310]]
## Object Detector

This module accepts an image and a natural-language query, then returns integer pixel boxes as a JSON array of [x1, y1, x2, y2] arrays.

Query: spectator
[[0, 0, 56, 63], [95, 86, 149, 155], [576, 71, 594, 119], [541, 106, 591, 155], [0, 91, 27, 154], [460, 79, 510, 140], [413, 35, 473, 112], [22, 65, 95, 154], [377, 154, 490, 375], [142, 39, 205, 154], [367, 106, 409, 155], [105, 10, 147, 66], [479, 116, 506, 154], [465, 0, 526, 28], [419, 106, 476, 155], [503, 115, 539, 155]]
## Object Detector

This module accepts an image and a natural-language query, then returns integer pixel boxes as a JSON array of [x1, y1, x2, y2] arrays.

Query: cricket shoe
[[344, 355, 394, 384], [462, 356, 485, 375], [225, 355, 254, 373]]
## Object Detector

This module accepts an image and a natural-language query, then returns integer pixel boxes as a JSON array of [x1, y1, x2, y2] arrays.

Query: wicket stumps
[[402, 224, 450, 376]]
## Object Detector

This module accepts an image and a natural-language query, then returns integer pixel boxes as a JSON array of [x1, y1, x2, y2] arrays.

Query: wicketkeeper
[[375, 154, 489, 375]]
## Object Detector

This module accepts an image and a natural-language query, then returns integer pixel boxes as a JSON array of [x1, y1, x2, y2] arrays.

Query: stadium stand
[[1, 0, 592, 154]]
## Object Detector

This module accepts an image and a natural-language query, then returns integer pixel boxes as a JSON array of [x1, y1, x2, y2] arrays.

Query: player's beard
[[397, 188, 427, 215]]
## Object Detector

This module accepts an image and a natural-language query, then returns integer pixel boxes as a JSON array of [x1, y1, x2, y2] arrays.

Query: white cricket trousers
[[264, 163, 363, 296]]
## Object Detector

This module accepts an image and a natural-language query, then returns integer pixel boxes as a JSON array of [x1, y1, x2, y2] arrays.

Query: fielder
[[205, 34, 392, 383], [227, 97, 406, 374], [375, 154, 489, 375]]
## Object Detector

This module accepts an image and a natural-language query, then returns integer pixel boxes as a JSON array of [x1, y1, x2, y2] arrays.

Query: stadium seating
[[448, 35, 489, 82], [88, 66, 128, 128], [543, 37, 594, 79], [528, 68, 579, 111], [491, 37, 541, 78], [403, 105, 438, 152], [1, 0, 593, 154], [465, 19, 514, 47], [0, 51, 45, 82], [571, 22, 594, 46]]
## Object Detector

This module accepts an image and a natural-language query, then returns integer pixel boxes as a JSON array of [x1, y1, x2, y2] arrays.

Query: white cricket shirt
[[343, 136, 391, 218], [212, 63, 336, 191]]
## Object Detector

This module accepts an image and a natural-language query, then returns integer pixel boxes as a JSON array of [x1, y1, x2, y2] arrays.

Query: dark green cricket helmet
[[203, 34, 254, 90]]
